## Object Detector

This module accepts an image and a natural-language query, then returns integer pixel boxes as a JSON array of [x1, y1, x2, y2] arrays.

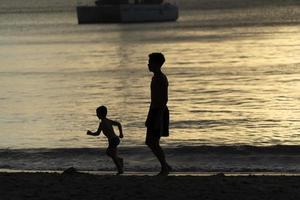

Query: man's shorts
[[146, 107, 169, 138]]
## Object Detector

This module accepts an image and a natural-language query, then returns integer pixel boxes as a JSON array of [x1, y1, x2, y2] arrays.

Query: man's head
[[96, 105, 107, 119], [148, 52, 165, 72]]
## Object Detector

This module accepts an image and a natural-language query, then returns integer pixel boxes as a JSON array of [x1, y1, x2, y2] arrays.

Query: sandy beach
[[1, 172, 300, 200]]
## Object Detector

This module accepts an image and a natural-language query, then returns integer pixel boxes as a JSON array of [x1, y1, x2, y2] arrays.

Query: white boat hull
[[76, 4, 179, 24]]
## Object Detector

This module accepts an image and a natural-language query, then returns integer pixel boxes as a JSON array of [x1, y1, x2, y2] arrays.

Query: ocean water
[[0, 1, 300, 172]]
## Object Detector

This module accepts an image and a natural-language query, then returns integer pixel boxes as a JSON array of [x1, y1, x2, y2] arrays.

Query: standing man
[[145, 52, 171, 176]]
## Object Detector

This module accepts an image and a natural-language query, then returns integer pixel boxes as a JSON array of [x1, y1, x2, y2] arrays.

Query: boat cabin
[[95, 0, 164, 6]]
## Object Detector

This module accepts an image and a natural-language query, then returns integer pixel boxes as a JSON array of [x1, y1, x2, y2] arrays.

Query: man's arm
[[152, 75, 168, 111], [149, 75, 168, 129], [111, 120, 123, 138], [87, 123, 102, 136]]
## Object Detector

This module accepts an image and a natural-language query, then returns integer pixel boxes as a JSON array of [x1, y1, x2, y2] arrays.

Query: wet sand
[[1, 172, 300, 200]]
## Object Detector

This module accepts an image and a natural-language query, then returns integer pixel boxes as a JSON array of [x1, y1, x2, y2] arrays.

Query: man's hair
[[149, 52, 165, 67], [96, 105, 107, 117]]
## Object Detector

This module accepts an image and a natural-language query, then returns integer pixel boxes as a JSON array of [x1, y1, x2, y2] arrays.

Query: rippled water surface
[[1, 7, 300, 149]]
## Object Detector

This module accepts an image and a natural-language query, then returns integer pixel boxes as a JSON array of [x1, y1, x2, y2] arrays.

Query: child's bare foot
[[157, 164, 171, 176], [116, 158, 124, 175]]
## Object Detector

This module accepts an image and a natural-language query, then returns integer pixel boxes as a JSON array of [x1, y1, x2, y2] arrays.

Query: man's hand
[[145, 119, 149, 127]]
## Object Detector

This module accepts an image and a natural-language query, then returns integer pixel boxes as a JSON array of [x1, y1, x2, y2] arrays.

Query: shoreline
[[1, 169, 300, 176], [1, 172, 300, 200]]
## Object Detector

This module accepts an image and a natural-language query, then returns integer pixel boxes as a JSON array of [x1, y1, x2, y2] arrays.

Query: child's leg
[[106, 147, 123, 174]]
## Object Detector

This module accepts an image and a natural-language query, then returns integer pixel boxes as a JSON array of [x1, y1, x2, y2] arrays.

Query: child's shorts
[[108, 136, 120, 148]]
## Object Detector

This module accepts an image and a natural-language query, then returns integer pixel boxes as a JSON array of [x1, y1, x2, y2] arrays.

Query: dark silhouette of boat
[[76, 0, 179, 24]]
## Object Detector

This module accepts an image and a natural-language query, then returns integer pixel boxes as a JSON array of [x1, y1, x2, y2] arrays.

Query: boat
[[76, 0, 179, 24]]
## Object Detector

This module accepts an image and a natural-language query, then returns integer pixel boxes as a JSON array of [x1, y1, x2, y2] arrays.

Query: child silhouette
[[87, 105, 124, 175]]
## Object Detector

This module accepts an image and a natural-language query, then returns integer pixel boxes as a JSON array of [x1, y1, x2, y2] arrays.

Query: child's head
[[148, 52, 165, 72], [96, 105, 107, 119]]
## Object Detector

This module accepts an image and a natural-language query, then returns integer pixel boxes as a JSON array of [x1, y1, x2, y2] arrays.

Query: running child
[[87, 105, 124, 175]]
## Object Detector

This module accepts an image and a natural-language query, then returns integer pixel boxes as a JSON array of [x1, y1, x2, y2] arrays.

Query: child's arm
[[111, 120, 123, 138], [87, 123, 102, 136]]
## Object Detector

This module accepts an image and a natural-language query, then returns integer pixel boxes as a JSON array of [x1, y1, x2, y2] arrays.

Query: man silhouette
[[145, 52, 171, 176]]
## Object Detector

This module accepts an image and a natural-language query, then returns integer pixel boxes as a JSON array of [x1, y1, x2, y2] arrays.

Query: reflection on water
[[0, 8, 300, 148]]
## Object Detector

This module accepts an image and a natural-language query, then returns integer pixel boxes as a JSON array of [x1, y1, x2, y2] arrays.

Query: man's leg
[[145, 134, 169, 175]]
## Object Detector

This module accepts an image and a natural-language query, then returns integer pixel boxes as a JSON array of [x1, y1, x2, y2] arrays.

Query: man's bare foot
[[116, 170, 123, 175], [119, 158, 124, 169], [167, 164, 172, 172]]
